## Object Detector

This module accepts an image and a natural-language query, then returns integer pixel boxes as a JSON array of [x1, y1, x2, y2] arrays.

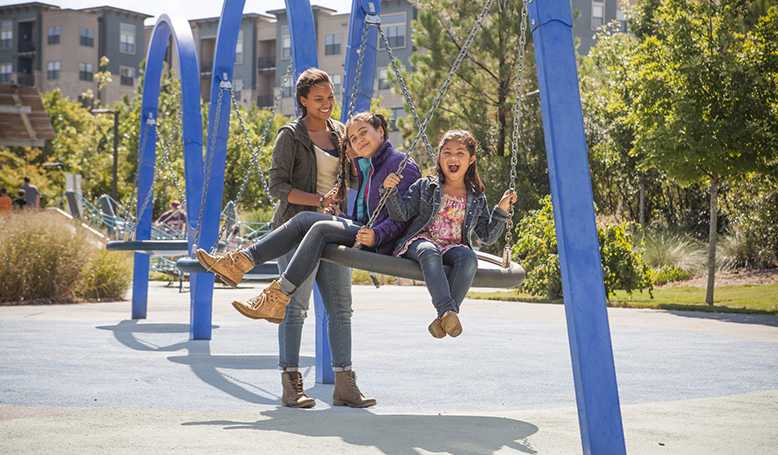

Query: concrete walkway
[[1, 283, 777, 454]]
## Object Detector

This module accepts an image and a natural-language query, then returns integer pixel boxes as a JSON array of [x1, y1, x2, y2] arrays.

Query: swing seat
[[107, 240, 190, 256], [176, 258, 280, 281], [176, 245, 524, 289]]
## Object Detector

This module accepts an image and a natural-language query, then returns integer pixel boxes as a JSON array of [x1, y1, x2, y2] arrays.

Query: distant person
[[21, 176, 40, 209], [13, 189, 27, 210], [156, 200, 187, 233], [0, 188, 12, 214]]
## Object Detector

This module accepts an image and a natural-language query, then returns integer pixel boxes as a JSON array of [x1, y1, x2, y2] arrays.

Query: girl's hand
[[498, 190, 518, 212], [383, 173, 401, 190], [322, 186, 341, 207], [356, 227, 377, 247]]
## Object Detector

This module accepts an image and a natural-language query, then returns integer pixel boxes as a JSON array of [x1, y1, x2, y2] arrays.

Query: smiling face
[[347, 120, 385, 159], [299, 82, 334, 123], [438, 139, 476, 184]]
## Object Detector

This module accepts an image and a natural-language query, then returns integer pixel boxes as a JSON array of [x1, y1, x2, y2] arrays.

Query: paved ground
[[1, 283, 777, 454]]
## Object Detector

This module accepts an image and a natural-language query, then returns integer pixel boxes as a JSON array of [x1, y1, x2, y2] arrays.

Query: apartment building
[[0, 2, 149, 105]]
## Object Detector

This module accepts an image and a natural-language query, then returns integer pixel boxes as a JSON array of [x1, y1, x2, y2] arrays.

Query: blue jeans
[[241, 211, 360, 370], [243, 212, 362, 287], [403, 240, 478, 317], [276, 249, 353, 370]]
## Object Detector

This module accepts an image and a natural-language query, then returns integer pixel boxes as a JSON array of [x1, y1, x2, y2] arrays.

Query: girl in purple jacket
[[197, 112, 421, 323]]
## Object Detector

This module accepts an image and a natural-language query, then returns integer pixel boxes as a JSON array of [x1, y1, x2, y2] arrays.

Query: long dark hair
[[436, 130, 485, 193], [295, 68, 333, 117]]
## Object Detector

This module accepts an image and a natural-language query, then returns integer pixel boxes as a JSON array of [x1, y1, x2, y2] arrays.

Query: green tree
[[629, 1, 778, 304]]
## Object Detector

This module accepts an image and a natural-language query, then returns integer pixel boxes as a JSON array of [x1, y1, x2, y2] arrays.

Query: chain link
[[134, 113, 158, 239], [346, 19, 371, 119], [502, 0, 530, 266]]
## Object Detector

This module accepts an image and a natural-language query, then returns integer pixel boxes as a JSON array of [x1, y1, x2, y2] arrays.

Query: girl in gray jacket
[[383, 130, 518, 339]]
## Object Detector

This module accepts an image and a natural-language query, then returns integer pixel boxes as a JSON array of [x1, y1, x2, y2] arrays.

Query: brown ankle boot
[[428, 318, 446, 338], [231, 280, 290, 323], [196, 248, 254, 287], [440, 310, 462, 337], [281, 371, 315, 408], [333, 370, 376, 408]]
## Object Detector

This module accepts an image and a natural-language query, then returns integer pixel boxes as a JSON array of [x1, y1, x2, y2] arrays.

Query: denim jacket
[[386, 176, 509, 256]]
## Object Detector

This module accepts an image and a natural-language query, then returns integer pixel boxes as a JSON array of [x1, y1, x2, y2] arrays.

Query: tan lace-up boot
[[195, 248, 254, 287], [428, 318, 446, 338], [281, 371, 315, 408], [231, 280, 290, 323], [333, 370, 376, 408], [440, 310, 463, 337]]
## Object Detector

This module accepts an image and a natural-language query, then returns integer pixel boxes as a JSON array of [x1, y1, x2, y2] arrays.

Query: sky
[[0, 0, 353, 23]]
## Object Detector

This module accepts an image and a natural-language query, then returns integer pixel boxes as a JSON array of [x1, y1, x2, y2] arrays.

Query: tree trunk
[[638, 175, 646, 226], [705, 175, 718, 305]]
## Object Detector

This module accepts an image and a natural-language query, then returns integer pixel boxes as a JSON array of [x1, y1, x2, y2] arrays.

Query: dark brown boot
[[333, 370, 376, 408], [281, 371, 315, 408]]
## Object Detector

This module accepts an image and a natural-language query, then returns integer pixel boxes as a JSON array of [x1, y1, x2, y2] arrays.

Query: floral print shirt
[[397, 193, 467, 255]]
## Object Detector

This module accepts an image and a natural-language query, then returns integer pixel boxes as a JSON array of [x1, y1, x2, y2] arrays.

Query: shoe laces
[[288, 372, 304, 394]]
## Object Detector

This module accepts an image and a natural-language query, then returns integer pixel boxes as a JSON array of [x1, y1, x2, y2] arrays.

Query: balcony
[[257, 95, 274, 108], [18, 41, 36, 53], [257, 56, 276, 70], [17, 72, 34, 87]]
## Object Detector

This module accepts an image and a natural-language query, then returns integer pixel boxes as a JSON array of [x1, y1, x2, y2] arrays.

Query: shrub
[[721, 175, 778, 269], [75, 250, 132, 301], [0, 212, 131, 304], [653, 265, 693, 286], [513, 196, 653, 299], [641, 230, 706, 273]]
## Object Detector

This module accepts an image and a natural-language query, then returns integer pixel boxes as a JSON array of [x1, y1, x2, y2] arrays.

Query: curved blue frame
[[132, 14, 203, 321]]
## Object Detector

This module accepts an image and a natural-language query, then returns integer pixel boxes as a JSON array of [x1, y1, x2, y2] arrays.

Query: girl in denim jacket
[[383, 130, 517, 338]]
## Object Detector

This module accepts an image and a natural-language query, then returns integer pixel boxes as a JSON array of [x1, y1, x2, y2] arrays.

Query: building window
[[281, 77, 292, 97], [0, 21, 12, 49], [80, 27, 94, 47], [0, 63, 12, 82], [120, 66, 134, 86], [235, 30, 243, 64], [324, 33, 340, 55], [331, 73, 341, 97], [380, 13, 406, 49], [120, 23, 136, 54], [377, 67, 391, 90], [47, 26, 62, 45], [390, 107, 404, 131], [281, 29, 291, 60], [47, 61, 61, 80], [79, 62, 94, 81], [591, 1, 605, 30]]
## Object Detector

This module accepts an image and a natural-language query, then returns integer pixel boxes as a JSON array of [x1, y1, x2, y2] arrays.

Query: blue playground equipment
[[118, 0, 624, 452]]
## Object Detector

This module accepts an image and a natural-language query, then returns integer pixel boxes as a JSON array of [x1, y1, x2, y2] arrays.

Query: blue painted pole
[[139, 15, 204, 336], [341, 0, 381, 121], [194, 0, 247, 340], [528, 1, 626, 453]]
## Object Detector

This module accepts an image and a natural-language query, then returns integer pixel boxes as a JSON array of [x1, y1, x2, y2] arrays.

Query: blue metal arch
[[132, 14, 204, 321], [341, 0, 381, 120]]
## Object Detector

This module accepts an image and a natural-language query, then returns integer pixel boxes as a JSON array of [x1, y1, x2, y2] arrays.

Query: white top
[[314, 144, 339, 196]]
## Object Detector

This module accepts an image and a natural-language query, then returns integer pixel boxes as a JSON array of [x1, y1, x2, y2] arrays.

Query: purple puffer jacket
[[351, 140, 421, 255]]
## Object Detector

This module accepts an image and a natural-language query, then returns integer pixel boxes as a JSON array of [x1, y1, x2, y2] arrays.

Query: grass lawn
[[467, 284, 778, 315]]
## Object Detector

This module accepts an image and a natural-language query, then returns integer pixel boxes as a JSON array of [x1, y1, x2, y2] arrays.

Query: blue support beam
[[133, 15, 203, 325], [528, 1, 626, 453], [341, 0, 381, 120]]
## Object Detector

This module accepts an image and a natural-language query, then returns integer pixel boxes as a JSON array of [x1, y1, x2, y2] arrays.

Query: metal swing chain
[[133, 113, 158, 240], [501, 0, 530, 267], [192, 77, 227, 251], [346, 18, 372, 119], [357, 0, 496, 235], [228, 88, 274, 205]]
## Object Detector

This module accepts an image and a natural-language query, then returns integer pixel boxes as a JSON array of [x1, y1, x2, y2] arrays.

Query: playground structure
[[114, 0, 626, 453]]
